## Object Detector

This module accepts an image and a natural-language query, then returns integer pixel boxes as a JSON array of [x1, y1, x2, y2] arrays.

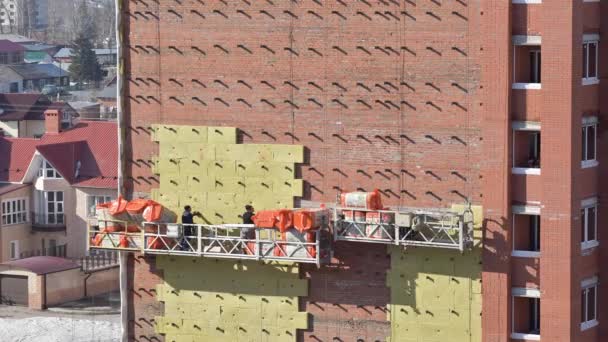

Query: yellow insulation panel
[[155, 256, 308, 341], [151, 125, 307, 341], [387, 205, 483, 342]]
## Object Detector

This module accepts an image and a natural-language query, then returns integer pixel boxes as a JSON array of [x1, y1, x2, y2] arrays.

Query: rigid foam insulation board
[[151, 125, 308, 341], [152, 125, 303, 224], [155, 256, 309, 342], [387, 205, 483, 342]]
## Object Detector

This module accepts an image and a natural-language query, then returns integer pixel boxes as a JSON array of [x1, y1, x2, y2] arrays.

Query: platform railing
[[333, 208, 473, 252], [88, 220, 330, 266]]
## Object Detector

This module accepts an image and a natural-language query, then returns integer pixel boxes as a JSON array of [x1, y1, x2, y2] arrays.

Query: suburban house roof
[[97, 84, 117, 100], [0, 40, 26, 53], [0, 121, 118, 188], [20, 43, 56, 52], [54, 48, 117, 59], [0, 93, 51, 121], [0, 94, 77, 122], [0, 34, 36, 44], [0, 256, 80, 275], [6, 63, 67, 80]]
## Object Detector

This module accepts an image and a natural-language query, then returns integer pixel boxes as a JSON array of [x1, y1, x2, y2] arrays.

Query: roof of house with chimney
[[0, 118, 118, 188], [0, 93, 77, 122], [0, 93, 51, 121]]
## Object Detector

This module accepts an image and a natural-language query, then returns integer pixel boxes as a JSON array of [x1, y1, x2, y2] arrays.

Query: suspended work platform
[[88, 220, 331, 266], [333, 207, 474, 252]]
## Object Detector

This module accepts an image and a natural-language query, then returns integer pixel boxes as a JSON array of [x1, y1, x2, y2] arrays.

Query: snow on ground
[[0, 316, 120, 342]]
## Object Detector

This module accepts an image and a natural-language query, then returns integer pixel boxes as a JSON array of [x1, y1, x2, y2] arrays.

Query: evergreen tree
[[69, 33, 103, 85]]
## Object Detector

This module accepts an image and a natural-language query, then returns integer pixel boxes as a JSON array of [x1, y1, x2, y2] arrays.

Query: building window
[[582, 121, 597, 167], [87, 195, 112, 217], [529, 50, 541, 83], [35, 191, 64, 225], [38, 160, 62, 179], [1, 198, 28, 225], [9, 240, 19, 260], [581, 279, 598, 331], [512, 288, 541, 340], [581, 200, 598, 250], [45, 191, 64, 224], [512, 37, 542, 89], [513, 214, 540, 257], [583, 41, 598, 85], [513, 127, 541, 175]]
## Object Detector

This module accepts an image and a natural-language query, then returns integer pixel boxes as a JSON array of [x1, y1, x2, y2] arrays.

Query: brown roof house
[[0, 93, 78, 138]]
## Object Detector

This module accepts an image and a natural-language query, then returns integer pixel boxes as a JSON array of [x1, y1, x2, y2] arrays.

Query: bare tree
[[98, 2, 116, 48], [15, 0, 37, 37]]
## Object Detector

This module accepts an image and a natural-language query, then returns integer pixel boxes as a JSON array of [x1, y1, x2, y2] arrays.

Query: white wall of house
[[0, 120, 19, 137], [74, 187, 116, 257], [0, 80, 22, 93], [0, 67, 23, 92], [0, 186, 32, 262], [33, 177, 75, 257]]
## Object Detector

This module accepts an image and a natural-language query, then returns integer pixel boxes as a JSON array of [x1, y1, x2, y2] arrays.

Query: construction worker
[[181, 205, 202, 250], [241, 205, 255, 240]]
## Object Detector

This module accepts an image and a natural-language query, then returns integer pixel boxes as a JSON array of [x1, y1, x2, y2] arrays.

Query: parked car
[[41, 84, 68, 97]]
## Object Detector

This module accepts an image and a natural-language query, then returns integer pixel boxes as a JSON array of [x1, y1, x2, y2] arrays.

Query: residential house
[[0, 113, 117, 261], [0, 93, 78, 137], [68, 101, 100, 121], [0, 34, 36, 45], [0, 183, 31, 261], [96, 76, 116, 119], [54, 48, 117, 66], [21, 43, 58, 64], [0, 39, 24, 65], [0, 63, 69, 93]]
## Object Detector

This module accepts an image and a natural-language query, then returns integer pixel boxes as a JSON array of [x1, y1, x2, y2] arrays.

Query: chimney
[[44, 109, 61, 134]]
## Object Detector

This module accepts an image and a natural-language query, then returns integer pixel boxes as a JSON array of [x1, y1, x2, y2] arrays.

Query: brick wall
[[127, 254, 164, 342], [123, 0, 486, 341], [300, 243, 390, 341]]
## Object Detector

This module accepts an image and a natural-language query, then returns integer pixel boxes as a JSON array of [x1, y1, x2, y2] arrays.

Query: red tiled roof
[[0, 121, 118, 188], [1, 256, 80, 275], [0, 93, 51, 121]]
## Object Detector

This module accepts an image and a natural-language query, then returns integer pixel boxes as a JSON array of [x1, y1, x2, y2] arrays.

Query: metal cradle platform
[[88, 220, 331, 266], [333, 207, 474, 252]]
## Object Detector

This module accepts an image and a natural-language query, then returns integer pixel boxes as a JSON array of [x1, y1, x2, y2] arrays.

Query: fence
[[75, 250, 119, 272]]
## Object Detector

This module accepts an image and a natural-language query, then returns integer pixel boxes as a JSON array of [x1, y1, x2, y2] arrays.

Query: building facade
[[0, 115, 118, 261], [118, 1, 607, 342]]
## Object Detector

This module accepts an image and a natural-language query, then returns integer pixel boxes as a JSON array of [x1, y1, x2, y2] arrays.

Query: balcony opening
[[512, 294, 541, 340], [581, 277, 598, 331], [582, 35, 599, 85], [512, 37, 542, 89], [581, 199, 598, 250], [513, 129, 541, 174], [513, 214, 540, 257], [581, 118, 597, 168]]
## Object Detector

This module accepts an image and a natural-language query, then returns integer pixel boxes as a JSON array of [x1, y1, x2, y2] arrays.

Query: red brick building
[[117, 1, 607, 341]]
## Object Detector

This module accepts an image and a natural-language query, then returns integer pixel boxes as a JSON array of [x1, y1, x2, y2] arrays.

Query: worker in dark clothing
[[241, 205, 255, 240], [181, 205, 202, 250]]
